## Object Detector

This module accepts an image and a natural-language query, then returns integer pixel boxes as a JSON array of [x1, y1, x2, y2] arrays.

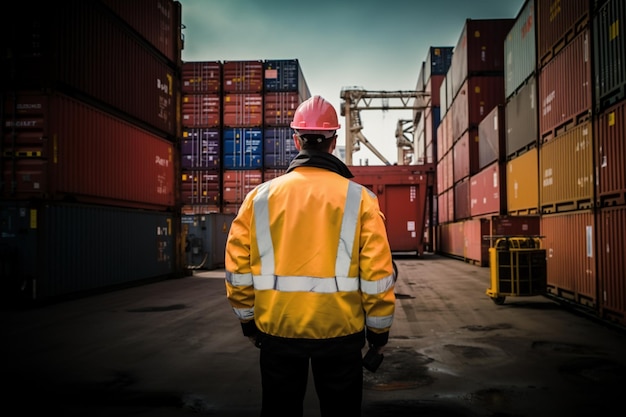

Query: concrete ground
[[2, 253, 626, 416]]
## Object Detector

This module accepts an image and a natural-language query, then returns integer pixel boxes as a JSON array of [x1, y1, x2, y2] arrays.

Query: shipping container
[[426, 75, 445, 108], [593, 0, 626, 112], [542, 210, 596, 308], [536, 0, 591, 67], [222, 169, 263, 204], [222, 127, 263, 169], [596, 205, 626, 326], [182, 213, 235, 270], [222, 60, 264, 93], [478, 104, 506, 169], [264, 127, 298, 169], [437, 111, 453, 162], [1, 0, 180, 137], [440, 76, 450, 118], [538, 29, 592, 141], [454, 177, 471, 221], [540, 121, 594, 213], [263, 59, 311, 100], [424, 47, 454, 82], [2, 92, 176, 210], [182, 94, 221, 127], [505, 75, 539, 158], [264, 92, 301, 126], [505, 0, 537, 99], [506, 147, 539, 215], [470, 161, 507, 217], [101, 0, 182, 65], [182, 61, 222, 93], [181, 128, 220, 170], [424, 106, 441, 164], [450, 75, 505, 142], [436, 221, 465, 259], [223, 93, 263, 127], [437, 188, 453, 225], [595, 100, 626, 207], [0, 201, 177, 301], [263, 169, 287, 181], [437, 149, 454, 193], [181, 170, 219, 206], [453, 128, 479, 182], [349, 165, 434, 255], [449, 18, 514, 101]]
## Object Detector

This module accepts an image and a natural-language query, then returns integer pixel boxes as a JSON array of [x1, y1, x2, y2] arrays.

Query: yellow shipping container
[[540, 121, 594, 214], [507, 148, 539, 215]]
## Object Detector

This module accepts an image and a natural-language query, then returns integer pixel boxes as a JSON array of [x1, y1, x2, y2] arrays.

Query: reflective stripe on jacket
[[225, 166, 395, 340]]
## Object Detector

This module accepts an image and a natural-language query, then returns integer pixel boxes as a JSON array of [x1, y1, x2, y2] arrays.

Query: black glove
[[362, 345, 384, 372]]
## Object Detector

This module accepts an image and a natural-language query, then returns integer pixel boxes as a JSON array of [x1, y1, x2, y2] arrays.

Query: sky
[[177, 0, 525, 165]]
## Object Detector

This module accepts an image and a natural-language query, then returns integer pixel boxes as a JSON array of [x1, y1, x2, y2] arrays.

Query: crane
[[339, 87, 430, 166]]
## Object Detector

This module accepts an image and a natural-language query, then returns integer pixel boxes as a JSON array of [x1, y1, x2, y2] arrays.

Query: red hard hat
[[290, 95, 341, 131]]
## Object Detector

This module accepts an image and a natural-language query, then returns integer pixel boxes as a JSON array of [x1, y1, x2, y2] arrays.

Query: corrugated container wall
[[539, 121, 594, 214], [538, 29, 592, 142], [505, 75, 539, 157], [0, 0, 180, 137], [181, 94, 221, 127], [593, 0, 626, 112], [449, 18, 514, 101], [470, 161, 506, 217], [596, 206, 626, 326], [507, 148, 539, 214], [222, 60, 264, 93], [541, 211, 596, 308], [0, 201, 175, 301], [595, 100, 626, 207], [424, 47, 454, 82], [2, 93, 176, 210], [478, 105, 506, 169], [505, 0, 536, 98], [181, 128, 220, 170], [182, 61, 222, 93], [264, 59, 311, 99], [101, 0, 182, 65], [536, 0, 591, 67]]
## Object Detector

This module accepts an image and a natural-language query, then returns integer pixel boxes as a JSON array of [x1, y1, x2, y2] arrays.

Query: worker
[[224, 95, 396, 417]]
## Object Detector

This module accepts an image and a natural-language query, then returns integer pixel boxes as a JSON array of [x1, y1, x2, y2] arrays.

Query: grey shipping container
[[505, 0, 536, 99]]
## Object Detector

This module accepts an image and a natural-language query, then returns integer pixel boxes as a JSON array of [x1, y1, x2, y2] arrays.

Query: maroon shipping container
[[222, 169, 263, 204], [538, 29, 592, 142], [181, 170, 219, 205], [264, 92, 301, 126], [181, 128, 220, 170], [595, 100, 626, 207], [182, 94, 221, 128], [454, 177, 471, 221], [470, 161, 506, 217], [222, 60, 264, 93], [450, 75, 505, 142], [478, 104, 506, 169], [453, 127, 479, 182], [182, 61, 222, 93], [101, 0, 182, 65], [223, 93, 263, 127], [438, 149, 454, 193], [505, 75, 538, 158], [542, 210, 596, 308], [536, 0, 590, 67], [449, 18, 514, 101], [596, 205, 626, 326], [436, 221, 465, 258], [437, 189, 453, 225], [2, 93, 176, 210], [349, 165, 434, 255], [1, 0, 180, 137]]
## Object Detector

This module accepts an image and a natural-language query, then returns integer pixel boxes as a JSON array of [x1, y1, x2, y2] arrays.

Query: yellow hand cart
[[485, 236, 547, 305]]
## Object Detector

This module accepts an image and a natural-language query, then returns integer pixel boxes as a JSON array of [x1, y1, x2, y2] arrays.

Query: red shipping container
[[2, 0, 180, 137], [437, 221, 465, 258], [182, 94, 221, 128], [223, 93, 263, 127], [538, 29, 592, 141], [2, 93, 176, 210], [536, 0, 590, 67], [542, 210, 596, 308], [596, 206, 626, 326], [595, 100, 626, 207], [264, 92, 301, 126], [182, 61, 222, 93], [222, 169, 263, 204], [222, 60, 264, 93], [454, 178, 471, 221], [181, 170, 219, 205], [453, 128, 480, 183], [450, 75, 505, 142], [470, 161, 506, 217], [349, 165, 434, 255], [426, 75, 445, 108], [101, 0, 182, 64]]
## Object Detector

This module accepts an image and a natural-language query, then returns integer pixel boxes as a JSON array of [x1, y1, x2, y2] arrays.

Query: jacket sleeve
[[224, 193, 258, 337], [358, 189, 396, 347]]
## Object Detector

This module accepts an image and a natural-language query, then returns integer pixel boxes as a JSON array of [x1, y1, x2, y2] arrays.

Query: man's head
[[290, 95, 341, 152]]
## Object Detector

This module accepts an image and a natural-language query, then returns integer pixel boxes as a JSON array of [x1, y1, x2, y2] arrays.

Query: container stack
[[0, 0, 184, 301], [534, 0, 595, 309], [180, 61, 222, 214]]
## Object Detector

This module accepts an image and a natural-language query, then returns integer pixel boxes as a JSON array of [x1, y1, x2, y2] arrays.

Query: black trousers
[[258, 334, 364, 417]]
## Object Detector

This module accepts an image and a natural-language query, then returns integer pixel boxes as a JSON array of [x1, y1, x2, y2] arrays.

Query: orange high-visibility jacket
[[225, 166, 395, 340]]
